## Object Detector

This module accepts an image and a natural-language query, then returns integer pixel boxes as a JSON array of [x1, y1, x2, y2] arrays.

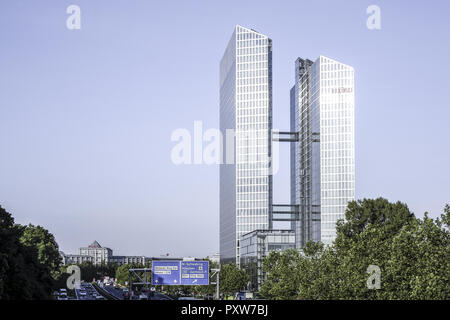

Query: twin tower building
[[219, 25, 355, 283]]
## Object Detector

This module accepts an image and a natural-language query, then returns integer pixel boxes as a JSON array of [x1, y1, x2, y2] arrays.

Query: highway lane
[[102, 285, 173, 300], [103, 285, 125, 300], [74, 282, 105, 300], [152, 292, 173, 300], [72, 281, 173, 300]]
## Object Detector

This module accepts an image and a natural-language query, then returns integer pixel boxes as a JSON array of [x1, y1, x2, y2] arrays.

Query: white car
[[58, 293, 68, 300], [139, 294, 148, 300]]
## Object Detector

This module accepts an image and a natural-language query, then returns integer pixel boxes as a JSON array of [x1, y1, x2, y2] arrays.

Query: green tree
[[260, 248, 301, 299], [20, 224, 61, 278], [219, 263, 249, 297], [77, 261, 118, 282], [0, 205, 54, 299], [383, 211, 450, 299], [116, 263, 144, 286], [260, 198, 450, 300], [196, 259, 219, 298]]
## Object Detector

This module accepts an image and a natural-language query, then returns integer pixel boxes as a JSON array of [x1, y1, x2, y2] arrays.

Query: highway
[[101, 285, 173, 300], [68, 281, 174, 300], [102, 285, 125, 300], [143, 291, 173, 300], [74, 282, 106, 300]]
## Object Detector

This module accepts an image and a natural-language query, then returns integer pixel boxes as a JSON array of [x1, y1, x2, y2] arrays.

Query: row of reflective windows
[[237, 69, 269, 78], [321, 174, 355, 182], [237, 55, 268, 63], [237, 47, 269, 55], [237, 186, 269, 193], [237, 85, 269, 93], [321, 198, 354, 206], [321, 189, 354, 198], [320, 110, 354, 119], [321, 167, 354, 174], [236, 124, 270, 130], [237, 93, 269, 101], [321, 118, 353, 127], [236, 36, 269, 45], [236, 145, 269, 151], [321, 70, 353, 79], [236, 162, 270, 169], [237, 114, 269, 121], [321, 150, 354, 159], [236, 142, 269, 148], [241, 235, 296, 247], [238, 77, 268, 86], [321, 161, 354, 168], [320, 141, 354, 150], [237, 177, 268, 184], [237, 62, 268, 71], [319, 60, 352, 71], [237, 194, 269, 201], [321, 205, 350, 213], [237, 108, 269, 115], [236, 209, 268, 216], [321, 125, 353, 133], [236, 31, 268, 41]]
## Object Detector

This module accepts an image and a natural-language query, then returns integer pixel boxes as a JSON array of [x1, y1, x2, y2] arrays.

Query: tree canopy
[[260, 198, 450, 300], [219, 262, 249, 297], [20, 224, 61, 278], [0, 205, 58, 299]]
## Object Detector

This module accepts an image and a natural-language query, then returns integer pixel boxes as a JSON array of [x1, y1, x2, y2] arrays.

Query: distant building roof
[[88, 240, 102, 248]]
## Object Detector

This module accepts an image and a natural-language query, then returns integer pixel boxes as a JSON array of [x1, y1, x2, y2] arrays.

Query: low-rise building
[[61, 241, 149, 266], [62, 241, 210, 267], [109, 255, 148, 265], [78, 240, 112, 264], [60, 252, 95, 265], [240, 230, 296, 291]]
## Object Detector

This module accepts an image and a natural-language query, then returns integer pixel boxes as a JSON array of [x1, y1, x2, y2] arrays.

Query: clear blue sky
[[1, 0, 449, 258]]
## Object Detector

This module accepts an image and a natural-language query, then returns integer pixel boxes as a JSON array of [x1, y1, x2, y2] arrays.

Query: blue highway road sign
[[152, 261, 181, 285], [180, 261, 209, 285]]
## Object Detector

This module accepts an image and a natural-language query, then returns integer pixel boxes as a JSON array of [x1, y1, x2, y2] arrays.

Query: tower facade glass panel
[[291, 56, 355, 247], [220, 25, 273, 265]]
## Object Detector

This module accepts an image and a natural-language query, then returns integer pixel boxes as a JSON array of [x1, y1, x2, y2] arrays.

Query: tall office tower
[[220, 25, 273, 265], [290, 56, 355, 247]]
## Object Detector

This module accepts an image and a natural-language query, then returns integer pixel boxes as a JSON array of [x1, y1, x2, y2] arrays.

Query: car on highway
[[138, 293, 148, 300], [58, 294, 68, 300], [57, 288, 68, 300], [95, 295, 105, 300]]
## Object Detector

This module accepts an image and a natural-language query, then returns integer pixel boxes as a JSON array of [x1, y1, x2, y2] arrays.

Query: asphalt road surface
[[102, 285, 173, 300], [75, 282, 105, 300]]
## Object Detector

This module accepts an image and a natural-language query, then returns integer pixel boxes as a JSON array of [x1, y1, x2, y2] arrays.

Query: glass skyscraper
[[291, 56, 355, 247], [220, 25, 273, 265]]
